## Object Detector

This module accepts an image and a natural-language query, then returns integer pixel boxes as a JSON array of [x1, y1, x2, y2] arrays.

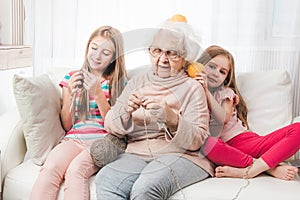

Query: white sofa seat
[[3, 160, 97, 200], [1, 68, 300, 200], [4, 159, 300, 200], [170, 175, 300, 200]]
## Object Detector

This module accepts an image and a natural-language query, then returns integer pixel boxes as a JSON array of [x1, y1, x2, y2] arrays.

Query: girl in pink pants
[[195, 45, 300, 180], [30, 26, 126, 200]]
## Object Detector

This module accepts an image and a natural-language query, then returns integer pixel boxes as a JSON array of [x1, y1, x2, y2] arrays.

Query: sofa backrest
[[48, 67, 293, 136], [236, 70, 292, 135]]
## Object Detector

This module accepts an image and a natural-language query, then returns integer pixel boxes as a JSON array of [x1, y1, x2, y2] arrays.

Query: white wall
[[0, 0, 33, 115], [0, 0, 12, 44]]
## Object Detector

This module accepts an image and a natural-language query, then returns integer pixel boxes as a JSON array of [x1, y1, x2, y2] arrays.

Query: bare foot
[[267, 165, 298, 180], [215, 166, 249, 178]]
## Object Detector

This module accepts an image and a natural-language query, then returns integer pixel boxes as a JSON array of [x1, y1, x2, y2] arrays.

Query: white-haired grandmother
[[95, 14, 214, 200]]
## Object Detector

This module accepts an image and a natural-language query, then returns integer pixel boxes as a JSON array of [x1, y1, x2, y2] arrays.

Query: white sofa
[[1, 67, 300, 200]]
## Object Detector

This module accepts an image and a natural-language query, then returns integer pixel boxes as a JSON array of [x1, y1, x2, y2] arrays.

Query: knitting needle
[[157, 122, 173, 139]]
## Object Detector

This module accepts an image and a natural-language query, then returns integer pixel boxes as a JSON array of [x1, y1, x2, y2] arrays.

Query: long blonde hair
[[78, 26, 126, 120], [197, 45, 249, 128]]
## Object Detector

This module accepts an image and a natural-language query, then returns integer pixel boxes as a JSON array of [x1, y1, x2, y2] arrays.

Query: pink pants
[[30, 139, 99, 200], [202, 123, 300, 169]]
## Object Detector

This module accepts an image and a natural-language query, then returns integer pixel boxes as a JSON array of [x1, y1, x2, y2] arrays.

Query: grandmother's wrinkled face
[[149, 30, 187, 78]]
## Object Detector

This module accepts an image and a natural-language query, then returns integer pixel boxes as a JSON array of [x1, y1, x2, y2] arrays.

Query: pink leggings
[[30, 139, 99, 200], [201, 123, 300, 169]]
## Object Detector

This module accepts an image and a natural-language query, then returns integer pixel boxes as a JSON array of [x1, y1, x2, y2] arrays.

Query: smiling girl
[[30, 26, 126, 200], [196, 45, 300, 181]]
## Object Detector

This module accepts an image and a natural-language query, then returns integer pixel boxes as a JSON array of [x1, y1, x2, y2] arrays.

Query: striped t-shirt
[[59, 71, 109, 140]]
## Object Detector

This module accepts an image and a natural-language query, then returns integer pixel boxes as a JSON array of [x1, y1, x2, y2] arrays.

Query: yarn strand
[[142, 108, 186, 200]]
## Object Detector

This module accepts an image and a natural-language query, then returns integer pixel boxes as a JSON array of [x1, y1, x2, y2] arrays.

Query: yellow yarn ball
[[170, 14, 187, 23], [187, 62, 205, 78]]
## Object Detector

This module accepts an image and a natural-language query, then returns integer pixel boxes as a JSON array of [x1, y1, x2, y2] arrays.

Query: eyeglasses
[[149, 47, 183, 61]]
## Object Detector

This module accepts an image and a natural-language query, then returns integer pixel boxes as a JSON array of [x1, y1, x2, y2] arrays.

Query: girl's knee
[[293, 122, 300, 131], [291, 122, 300, 138], [36, 162, 65, 187], [40, 162, 61, 177], [201, 136, 222, 156], [65, 164, 82, 179], [65, 161, 95, 180]]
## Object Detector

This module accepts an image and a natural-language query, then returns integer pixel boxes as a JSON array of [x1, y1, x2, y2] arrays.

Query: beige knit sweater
[[104, 69, 214, 176]]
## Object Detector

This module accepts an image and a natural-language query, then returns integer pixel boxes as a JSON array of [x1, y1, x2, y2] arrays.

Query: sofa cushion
[[3, 160, 300, 200], [13, 74, 65, 165], [170, 174, 300, 200], [3, 160, 96, 200], [236, 70, 292, 135]]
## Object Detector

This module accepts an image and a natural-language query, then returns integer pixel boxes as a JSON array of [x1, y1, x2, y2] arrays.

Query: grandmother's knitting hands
[[127, 93, 168, 123], [126, 93, 179, 132], [127, 92, 145, 115], [142, 98, 167, 124], [143, 98, 179, 132]]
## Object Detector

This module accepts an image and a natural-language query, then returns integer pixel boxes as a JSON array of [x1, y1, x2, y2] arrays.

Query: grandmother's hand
[[143, 99, 179, 133], [127, 92, 144, 115], [142, 99, 168, 123]]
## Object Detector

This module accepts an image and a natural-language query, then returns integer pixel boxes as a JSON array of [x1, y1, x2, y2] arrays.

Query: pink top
[[211, 87, 247, 142]]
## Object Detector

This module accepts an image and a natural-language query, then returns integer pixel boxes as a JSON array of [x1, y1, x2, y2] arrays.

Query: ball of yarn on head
[[170, 14, 187, 23]]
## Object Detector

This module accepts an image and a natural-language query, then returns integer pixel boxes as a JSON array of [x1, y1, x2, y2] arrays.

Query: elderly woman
[[95, 15, 214, 200]]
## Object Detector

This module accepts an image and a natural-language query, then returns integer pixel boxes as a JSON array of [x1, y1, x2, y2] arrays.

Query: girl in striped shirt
[[30, 26, 127, 200]]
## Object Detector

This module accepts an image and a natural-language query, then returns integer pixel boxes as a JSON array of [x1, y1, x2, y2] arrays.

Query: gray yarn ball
[[90, 134, 127, 168]]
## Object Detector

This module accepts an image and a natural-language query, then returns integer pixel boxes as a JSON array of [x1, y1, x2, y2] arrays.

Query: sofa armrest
[[293, 116, 300, 123], [0, 107, 27, 189]]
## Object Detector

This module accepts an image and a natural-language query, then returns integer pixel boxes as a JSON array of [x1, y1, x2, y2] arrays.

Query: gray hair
[[157, 19, 202, 63]]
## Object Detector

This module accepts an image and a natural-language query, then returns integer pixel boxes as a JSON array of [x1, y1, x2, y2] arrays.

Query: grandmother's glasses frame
[[148, 47, 183, 61]]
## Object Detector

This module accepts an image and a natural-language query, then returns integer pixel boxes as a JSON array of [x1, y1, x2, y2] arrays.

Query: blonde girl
[[197, 45, 300, 180], [30, 26, 126, 200]]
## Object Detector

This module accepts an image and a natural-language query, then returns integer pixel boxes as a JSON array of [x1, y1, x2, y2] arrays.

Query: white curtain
[[24, 0, 300, 118]]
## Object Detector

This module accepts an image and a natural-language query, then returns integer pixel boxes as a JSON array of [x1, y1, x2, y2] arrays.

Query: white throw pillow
[[236, 70, 292, 135], [13, 74, 65, 165]]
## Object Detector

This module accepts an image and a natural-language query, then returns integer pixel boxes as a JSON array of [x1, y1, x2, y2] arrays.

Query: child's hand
[[68, 70, 84, 95], [82, 69, 101, 93], [194, 69, 208, 91]]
